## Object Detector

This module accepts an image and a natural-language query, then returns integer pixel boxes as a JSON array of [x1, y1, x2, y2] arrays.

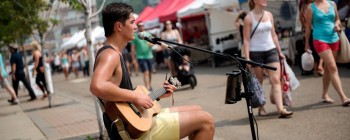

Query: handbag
[[336, 30, 350, 63], [246, 70, 266, 108]]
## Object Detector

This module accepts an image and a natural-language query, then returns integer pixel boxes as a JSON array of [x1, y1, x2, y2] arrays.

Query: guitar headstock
[[168, 76, 181, 89]]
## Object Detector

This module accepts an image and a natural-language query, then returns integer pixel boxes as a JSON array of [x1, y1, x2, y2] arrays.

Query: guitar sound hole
[[128, 102, 142, 118]]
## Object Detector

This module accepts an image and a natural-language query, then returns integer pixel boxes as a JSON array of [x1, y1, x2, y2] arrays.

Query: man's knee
[[201, 111, 215, 130]]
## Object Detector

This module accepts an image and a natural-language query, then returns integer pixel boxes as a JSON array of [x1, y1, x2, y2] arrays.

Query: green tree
[[0, 0, 60, 108], [0, 0, 58, 47]]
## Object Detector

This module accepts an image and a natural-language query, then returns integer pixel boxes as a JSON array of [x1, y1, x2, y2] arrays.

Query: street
[[0, 64, 349, 140]]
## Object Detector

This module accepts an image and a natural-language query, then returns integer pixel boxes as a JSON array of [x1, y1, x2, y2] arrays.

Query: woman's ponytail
[[249, 0, 255, 10]]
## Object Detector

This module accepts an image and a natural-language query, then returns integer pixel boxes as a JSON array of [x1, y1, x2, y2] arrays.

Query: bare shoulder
[[33, 50, 41, 57], [306, 3, 313, 11], [265, 11, 273, 19], [330, 1, 337, 8], [243, 11, 252, 24], [95, 48, 120, 69]]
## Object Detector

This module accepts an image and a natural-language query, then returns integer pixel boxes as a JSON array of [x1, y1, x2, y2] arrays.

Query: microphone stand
[[152, 37, 276, 140]]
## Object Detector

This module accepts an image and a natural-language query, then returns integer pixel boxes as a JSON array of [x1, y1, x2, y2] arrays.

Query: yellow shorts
[[136, 108, 180, 140]]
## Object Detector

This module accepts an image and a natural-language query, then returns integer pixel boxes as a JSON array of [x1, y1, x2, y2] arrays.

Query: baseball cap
[[301, 51, 314, 71]]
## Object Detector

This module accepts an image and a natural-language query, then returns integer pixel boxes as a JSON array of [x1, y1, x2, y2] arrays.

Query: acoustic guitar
[[104, 77, 181, 139]]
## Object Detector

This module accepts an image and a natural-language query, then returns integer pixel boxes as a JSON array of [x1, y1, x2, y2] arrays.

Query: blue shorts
[[138, 59, 153, 72]]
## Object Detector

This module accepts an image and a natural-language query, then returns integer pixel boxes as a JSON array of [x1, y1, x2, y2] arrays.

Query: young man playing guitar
[[90, 2, 214, 140]]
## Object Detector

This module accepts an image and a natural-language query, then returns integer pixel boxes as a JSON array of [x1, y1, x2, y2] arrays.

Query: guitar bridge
[[128, 102, 142, 118]]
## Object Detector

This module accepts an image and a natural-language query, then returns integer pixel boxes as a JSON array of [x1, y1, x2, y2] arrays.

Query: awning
[[141, 0, 194, 29], [158, 0, 194, 22], [177, 0, 239, 18], [135, 6, 154, 23]]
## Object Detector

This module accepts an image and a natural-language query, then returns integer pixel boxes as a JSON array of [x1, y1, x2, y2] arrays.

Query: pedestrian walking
[[53, 52, 61, 74], [79, 47, 89, 77], [9, 44, 37, 101], [90, 3, 214, 140], [0, 53, 19, 105], [235, 10, 248, 57], [300, 0, 325, 76], [60, 50, 70, 80], [71, 48, 80, 78], [31, 41, 50, 99], [304, 0, 350, 106], [123, 42, 139, 77], [131, 21, 154, 91], [243, 0, 293, 118]]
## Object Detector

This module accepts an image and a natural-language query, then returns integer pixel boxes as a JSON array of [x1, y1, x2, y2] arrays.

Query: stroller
[[171, 48, 197, 89]]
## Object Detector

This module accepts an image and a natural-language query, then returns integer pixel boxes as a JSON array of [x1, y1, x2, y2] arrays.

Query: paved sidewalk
[[0, 64, 349, 140], [0, 74, 100, 140], [0, 94, 46, 140]]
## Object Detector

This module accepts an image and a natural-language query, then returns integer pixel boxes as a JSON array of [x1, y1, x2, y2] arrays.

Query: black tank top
[[94, 45, 133, 90], [33, 55, 43, 72]]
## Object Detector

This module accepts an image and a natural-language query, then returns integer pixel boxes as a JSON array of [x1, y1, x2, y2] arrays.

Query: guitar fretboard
[[148, 87, 167, 101]]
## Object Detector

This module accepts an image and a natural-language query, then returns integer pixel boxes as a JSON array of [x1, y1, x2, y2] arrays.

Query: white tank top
[[249, 12, 275, 51]]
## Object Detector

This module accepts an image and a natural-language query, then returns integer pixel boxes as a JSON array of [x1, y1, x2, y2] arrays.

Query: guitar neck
[[148, 87, 167, 101]]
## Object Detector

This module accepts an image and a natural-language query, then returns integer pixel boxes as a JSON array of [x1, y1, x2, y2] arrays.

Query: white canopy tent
[[77, 26, 106, 47], [60, 30, 85, 50], [177, 0, 240, 53], [60, 26, 106, 50]]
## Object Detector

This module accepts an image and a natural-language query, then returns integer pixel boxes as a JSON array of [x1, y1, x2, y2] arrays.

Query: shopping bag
[[336, 30, 350, 63], [246, 70, 266, 108], [283, 59, 300, 90], [281, 60, 292, 108]]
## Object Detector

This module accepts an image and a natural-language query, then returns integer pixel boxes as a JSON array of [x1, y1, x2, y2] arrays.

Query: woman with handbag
[[304, 0, 350, 106], [243, 0, 293, 118]]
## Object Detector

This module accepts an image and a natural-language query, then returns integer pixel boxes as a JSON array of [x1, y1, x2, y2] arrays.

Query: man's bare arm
[[90, 50, 136, 102]]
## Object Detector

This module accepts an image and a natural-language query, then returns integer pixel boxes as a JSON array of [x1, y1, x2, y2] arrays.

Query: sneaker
[[7, 98, 14, 103], [8, 98, 19, 105], [27, 97, 37, 102], [10, 99, 19, 105]]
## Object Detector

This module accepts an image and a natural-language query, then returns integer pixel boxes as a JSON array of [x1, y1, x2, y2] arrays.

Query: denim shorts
[[138, 59, 153, 72], [250, 48, 280, 67]]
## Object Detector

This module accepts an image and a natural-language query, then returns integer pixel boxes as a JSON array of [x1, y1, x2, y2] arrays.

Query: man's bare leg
[[170, 105, 215, 140]]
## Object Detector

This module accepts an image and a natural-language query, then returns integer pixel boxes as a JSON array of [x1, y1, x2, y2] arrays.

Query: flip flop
[[342, 99, 350, 107], [258, 108, 269, 117], [322, 98, 335, 104]]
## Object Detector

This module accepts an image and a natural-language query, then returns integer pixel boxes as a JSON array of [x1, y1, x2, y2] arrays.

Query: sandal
[[258, 108, 269, 117], [342, 99, 350, 107], [279, 109, 293, 118], [322, 98, 334, 104], [41, 94, 48, 100]]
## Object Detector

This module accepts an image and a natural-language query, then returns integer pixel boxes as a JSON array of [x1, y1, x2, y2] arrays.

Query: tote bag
[[336, 30, 350, 63], [246, 70, 266, 108]]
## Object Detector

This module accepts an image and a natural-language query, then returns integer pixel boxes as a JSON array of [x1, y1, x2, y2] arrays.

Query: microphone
[[137, 32, 170, 48], [138, 32, 158, 44]]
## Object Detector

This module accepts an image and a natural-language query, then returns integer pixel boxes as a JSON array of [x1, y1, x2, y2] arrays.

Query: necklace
[[252, 10, 264, 20]]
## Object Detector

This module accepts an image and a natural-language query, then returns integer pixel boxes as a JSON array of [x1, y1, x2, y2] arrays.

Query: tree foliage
[[0, 0, 57, 46]]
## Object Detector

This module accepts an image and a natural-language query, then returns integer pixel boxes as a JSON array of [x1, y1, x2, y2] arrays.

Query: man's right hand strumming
[[133, 93, 154, 109]]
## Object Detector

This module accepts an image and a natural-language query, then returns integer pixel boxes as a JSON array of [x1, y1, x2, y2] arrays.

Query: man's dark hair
[[102, 2, 133, 37]]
